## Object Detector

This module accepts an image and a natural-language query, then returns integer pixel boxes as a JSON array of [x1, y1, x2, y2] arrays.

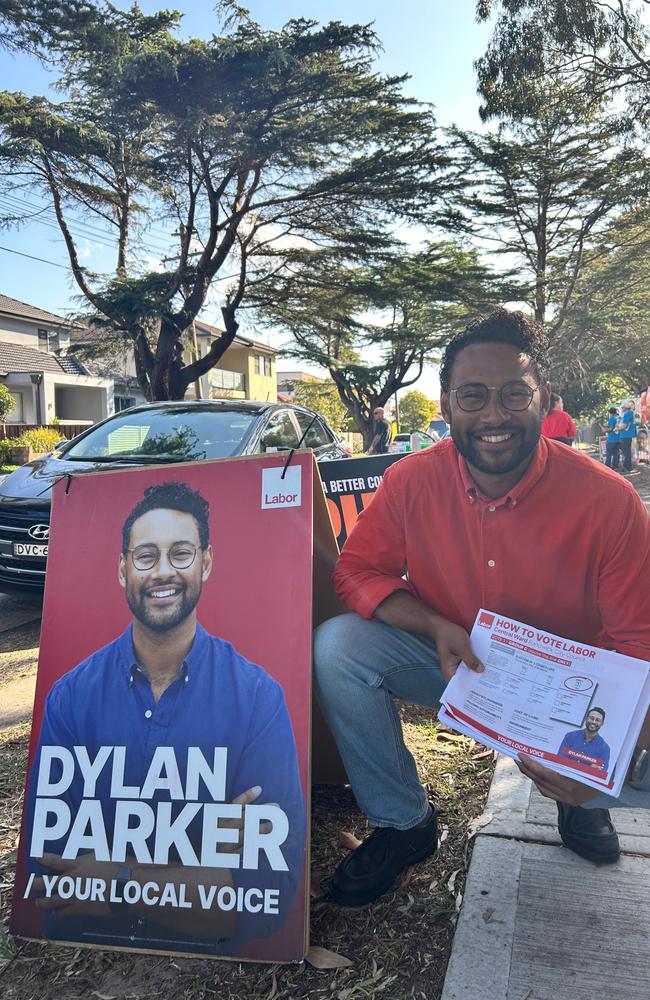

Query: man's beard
[[126, 582, 201, 632], [450, 422, 541, 476]]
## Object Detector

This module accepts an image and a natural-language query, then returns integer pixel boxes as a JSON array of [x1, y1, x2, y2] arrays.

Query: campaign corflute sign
[[12, 453, 314, 963]]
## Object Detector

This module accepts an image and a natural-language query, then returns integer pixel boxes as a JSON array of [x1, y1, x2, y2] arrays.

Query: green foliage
[[475, 1, 650, 124], [548, 206, 650, 401], [0, 3, 449, 401], [560, 375, 631, 422], [398, 390, 437, 431], [251, 242, 506, 445], [0, 382, 15, 421], [449, 78, 650, 335], [0, 0, 97, 54], [292, 380, 348, 432], [9, 428, 63, 452]]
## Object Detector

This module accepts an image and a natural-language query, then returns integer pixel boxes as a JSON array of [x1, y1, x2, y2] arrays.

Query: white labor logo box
[[261, 466, 302, 509]]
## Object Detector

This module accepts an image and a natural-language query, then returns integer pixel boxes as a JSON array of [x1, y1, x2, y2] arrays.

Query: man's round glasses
[[450, 381, 538, 412], [127, 543, 201, 571]]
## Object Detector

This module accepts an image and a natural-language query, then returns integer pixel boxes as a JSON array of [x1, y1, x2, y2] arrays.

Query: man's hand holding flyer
[[438, 610, 650, 796]]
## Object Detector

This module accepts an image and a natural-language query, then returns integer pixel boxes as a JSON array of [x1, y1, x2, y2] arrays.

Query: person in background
[[618, 401, 637, 473], [541, 393, 577, 446], [367, 406, 393, 455], [605, 407, 620, 470]]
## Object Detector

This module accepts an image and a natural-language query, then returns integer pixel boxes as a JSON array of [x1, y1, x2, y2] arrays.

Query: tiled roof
[[0, 293, 68, 326], [194, 320, 277, 354], [0, 341, 89, 377]]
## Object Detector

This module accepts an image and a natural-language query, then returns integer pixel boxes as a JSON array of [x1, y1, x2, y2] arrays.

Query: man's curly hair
[[122, 481, 210, 553], [439, 309, 550, 393]]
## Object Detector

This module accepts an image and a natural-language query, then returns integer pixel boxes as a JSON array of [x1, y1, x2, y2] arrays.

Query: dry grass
[[0, 705, 493, 1000]]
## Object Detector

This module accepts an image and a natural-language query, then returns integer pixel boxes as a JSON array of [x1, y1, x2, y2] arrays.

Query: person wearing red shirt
[[314, 309, 650, 907], [541, 393, 577, 445]]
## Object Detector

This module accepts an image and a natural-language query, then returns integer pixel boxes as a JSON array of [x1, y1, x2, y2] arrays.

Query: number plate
[[13, 543, 48, 558]]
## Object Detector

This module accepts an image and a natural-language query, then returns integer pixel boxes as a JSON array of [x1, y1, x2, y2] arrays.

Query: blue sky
[[0, 1, 492, 393]]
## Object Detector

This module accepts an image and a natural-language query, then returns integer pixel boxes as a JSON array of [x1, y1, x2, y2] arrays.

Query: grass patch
[[0, 707, 493, 1000], [0, 465, 19, 475]]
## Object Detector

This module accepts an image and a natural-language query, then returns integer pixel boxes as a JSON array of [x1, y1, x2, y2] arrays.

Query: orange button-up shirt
[[333, 438, 650, 660]]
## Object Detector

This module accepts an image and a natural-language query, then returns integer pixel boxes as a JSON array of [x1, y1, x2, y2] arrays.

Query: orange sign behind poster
[[318, 454, 403, 548], [12, 452, 328, 964]]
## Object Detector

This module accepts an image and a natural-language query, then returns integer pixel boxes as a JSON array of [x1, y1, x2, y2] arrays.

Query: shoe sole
[[327, 838, 439, 908], [560, 841, 621, 865]]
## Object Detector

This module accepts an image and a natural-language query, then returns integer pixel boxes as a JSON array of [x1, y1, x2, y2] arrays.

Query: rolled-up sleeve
[[333, 463, 416, 618]]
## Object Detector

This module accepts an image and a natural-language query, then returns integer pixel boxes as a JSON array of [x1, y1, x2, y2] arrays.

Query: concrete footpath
[[441, 464, 650, 1000]]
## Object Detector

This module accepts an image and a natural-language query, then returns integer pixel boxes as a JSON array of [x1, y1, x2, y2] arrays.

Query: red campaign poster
[[11, 452, 314, 963]]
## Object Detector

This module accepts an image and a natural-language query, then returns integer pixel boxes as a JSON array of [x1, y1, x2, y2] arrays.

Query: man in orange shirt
[[314, 309, 650, 907], [541, 393, 577, 446]]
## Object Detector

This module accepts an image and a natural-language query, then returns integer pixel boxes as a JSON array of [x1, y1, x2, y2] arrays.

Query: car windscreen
[[63, 408, 259, 462]]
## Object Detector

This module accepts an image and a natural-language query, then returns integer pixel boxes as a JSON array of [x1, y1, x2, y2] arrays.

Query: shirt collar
[[116, 620, 210, 686], [456, 436, 549, 508]]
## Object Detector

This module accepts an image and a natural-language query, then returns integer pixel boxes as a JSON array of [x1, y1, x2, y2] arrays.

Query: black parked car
[[0, 399, 350, 592]]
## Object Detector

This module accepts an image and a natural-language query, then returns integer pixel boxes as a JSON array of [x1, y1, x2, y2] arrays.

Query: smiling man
[[314, 309, 650, 907], [25, 481, 305, 955], [559, 708, 611, 772]]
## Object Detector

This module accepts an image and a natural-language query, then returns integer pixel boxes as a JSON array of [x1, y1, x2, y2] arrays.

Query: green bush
[[0, 439, 12, 463], [11, 428, 64, 453], [0, 384, 15, 422]]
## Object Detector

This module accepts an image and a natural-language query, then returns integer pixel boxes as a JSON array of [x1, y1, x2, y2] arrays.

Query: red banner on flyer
[[11, 453, 314, 963]]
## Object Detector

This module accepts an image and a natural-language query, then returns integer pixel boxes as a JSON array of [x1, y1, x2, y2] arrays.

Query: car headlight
[[0, 474, 7, 489]]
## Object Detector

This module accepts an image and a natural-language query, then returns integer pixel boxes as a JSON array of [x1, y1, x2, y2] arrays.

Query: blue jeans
[[313, 613, 650, 827]]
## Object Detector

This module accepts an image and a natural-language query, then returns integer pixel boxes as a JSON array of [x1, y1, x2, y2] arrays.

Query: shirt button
[[145, 710, 152, 719], [511, 499, 517, 507], [488, 505, 496, 512], [487, 559, 496, 568]]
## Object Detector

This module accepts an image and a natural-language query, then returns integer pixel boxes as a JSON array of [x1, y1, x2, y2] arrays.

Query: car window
[[293, 411, 333, 449], [64, 407, 259, 461], [259, 410, 301, 452]]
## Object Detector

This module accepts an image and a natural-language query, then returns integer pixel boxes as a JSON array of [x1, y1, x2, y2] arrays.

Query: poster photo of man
[[11, 453, 314, 963], [558, 707, 611, 773]]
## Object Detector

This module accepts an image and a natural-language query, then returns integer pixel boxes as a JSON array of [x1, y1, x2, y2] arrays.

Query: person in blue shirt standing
[[24, 481, 305, 956], [604, 407, 620, 470], [618, 400, 637, 473], [558, 708, 611, 773]]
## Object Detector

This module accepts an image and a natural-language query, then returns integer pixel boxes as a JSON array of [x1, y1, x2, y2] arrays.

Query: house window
[[114, 395, 137, 412], [4, 390, 24, 423], [254, 354, 272, 377], [37, 328, 59, 353], [211, 369, 246, 391]]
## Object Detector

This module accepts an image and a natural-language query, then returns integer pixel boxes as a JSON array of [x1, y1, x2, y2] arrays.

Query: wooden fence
[[0, 423, 90, 441]]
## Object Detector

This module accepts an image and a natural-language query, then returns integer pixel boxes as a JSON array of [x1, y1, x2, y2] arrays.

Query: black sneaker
[[556, 802, 620, 864], [328, 807, 438, 907]]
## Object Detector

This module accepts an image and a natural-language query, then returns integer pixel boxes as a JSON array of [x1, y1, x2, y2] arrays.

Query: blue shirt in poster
[[25, 623, 306, 955], [558, 728, 611, 771]]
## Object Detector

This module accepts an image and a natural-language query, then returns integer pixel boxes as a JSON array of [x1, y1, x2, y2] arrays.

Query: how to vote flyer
[[439, 610, 650, 796]]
